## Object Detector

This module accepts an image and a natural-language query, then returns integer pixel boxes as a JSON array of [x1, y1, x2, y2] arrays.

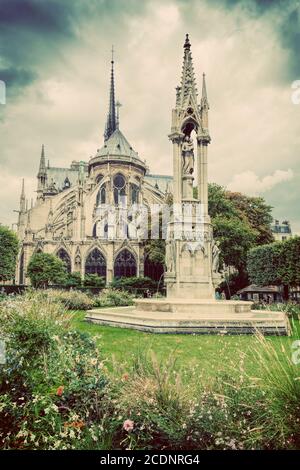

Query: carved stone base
[[85, 301, 290, 336], [165, 277, 215, 299]]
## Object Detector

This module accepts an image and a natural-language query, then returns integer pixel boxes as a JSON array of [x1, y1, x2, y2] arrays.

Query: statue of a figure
[[182, 135, 194, 175], [166, 240, 176, 273], [212, 240, 220, 273], [78, 161, 85, 186]]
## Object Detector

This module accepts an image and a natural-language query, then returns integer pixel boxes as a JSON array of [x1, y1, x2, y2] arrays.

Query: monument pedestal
[[85, 298, 290, 335]]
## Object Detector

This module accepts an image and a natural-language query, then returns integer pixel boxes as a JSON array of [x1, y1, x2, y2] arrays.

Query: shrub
[[247, 237, 300, 300], [27, 253, 67, 288], [83, 274, 106, 288], [64, 272, 82, 288], [111, 276, 156, 292], [45, 289, 94, 311], [94, 289, 134, 308], [0, 292, 110, 449]]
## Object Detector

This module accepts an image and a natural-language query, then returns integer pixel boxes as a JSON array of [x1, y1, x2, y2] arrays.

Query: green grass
[[71, 311, 300, 382]]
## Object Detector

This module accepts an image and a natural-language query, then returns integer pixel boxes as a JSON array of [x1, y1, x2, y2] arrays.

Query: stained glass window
[[114, 249, 137, 278], [85, 248, 106, 278]]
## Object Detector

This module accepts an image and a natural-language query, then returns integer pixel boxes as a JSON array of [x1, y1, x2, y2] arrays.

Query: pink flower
[[123, 419, 134, 432]]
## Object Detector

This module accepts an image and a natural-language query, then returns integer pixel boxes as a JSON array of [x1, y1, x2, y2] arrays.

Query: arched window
[[19, 251, 25, 284], [96, 174, 104, 184], [113, 173, 126, 205], [57, 248, 71, 273], [85, 248, 106, 278], [114, 249, 137, 278], [131, 184, 139, 204], [96, 185, 106, 206]]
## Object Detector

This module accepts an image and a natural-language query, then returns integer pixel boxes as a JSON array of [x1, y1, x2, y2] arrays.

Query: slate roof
[[96, 129, 141, 160], [237, 284, 281, 294]]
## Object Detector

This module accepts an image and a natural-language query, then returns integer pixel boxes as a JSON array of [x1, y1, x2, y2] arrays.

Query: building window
[[131, 184, 139, 204], [57, 248, 71, 273], [113, 173, 126, 205], [85, 248, 106, 279], [96, 185, 106, 206], [114, 249, 137, 278], [96, 174, 104, 184]]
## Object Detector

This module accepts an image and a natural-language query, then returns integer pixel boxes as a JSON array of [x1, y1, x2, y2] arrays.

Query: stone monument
[[164, 33, 220, 300], [86, 35, 289, 335]]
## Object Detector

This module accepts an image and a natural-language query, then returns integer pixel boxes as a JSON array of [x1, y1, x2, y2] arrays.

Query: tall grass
[[1, 290, 300, 449]]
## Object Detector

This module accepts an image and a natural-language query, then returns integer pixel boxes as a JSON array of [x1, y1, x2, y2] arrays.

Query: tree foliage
[[27, 253, 67, 288], [211, 215, 256, 272], [247, 237, 300, 298], [0, 225, 19, 282], [208, 183, 274, 278], [144, 240, 166, 266], [83, 273, 106, 288], [226, 191, 274, 245]]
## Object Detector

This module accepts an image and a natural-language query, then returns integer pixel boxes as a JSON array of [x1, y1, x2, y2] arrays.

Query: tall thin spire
[[177, 33, 198, 108], [104, 46, 117, 141], [20, 178, 26, 213], [38, 144, 46, 174], [37, 144, 47, 201], [201, 73, 209, 108], [201, 72, 210, 133]]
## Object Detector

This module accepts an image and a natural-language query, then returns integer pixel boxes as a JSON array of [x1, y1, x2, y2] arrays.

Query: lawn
[[71, 310, 300, 381]]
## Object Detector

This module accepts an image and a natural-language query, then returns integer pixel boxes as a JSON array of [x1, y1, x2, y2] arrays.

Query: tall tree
[[226, 192, 274, 245], [0, 225, 19, 282], [27, 253, 67, 288], [212, 215, 256, 272], [247, 237, 300, 300]]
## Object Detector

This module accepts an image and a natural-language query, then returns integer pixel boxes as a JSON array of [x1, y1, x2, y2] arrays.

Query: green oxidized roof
[[96, 129, 141, 160]]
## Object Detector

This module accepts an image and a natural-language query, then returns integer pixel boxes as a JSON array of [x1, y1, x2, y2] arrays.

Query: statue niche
[[182, 135, 194, 175]]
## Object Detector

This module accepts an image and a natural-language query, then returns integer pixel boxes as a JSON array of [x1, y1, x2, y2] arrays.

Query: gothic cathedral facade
[[15, 49, 173, 285]]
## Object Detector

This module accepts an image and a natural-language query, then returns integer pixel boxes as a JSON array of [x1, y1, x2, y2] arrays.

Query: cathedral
[[15, 35, 208, 286]]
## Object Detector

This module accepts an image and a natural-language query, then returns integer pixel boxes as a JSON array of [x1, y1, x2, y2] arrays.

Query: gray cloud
[[0, 0, 80, 98], [0, 0, 299, 232]]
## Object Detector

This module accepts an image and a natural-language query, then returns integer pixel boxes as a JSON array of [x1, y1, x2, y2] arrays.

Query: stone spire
[[38, 144, 46, 174], [200, 73, 210, 135], [104, 46, 117, 141], [20, 178, 26, 213], [177, 34, 198, 108], [26, 210, 31, 231], [37, 144, 47, 200], [201, 73, 209, 108]]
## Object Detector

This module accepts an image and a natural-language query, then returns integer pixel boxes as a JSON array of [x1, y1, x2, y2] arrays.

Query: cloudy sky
[[0, 0, 299, 232]]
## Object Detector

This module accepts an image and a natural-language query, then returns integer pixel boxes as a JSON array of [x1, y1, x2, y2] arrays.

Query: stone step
[[85, 307, 290, 335], [134, 299, 252, 314]]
